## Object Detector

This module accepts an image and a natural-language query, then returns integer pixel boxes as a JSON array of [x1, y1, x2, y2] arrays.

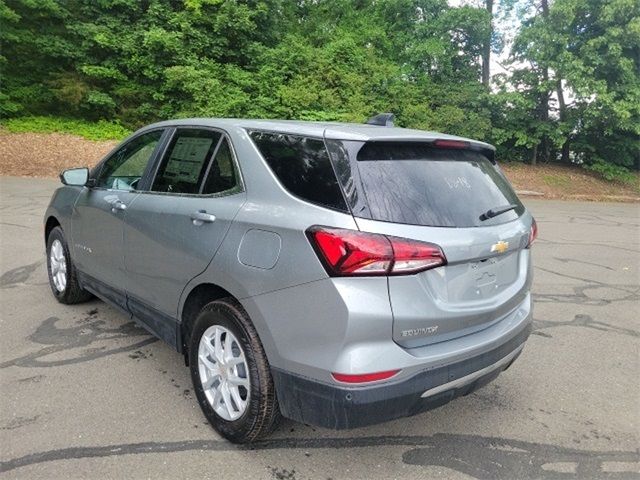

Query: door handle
[[191, 210, 216, 225], [111, 200, 127, 213]]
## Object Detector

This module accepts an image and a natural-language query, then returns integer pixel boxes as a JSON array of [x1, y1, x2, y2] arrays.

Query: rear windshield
[[355, 142, 524, 227]]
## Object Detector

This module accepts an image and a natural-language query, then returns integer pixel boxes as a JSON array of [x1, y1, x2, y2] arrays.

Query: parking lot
[[1, 176, 638, 479]]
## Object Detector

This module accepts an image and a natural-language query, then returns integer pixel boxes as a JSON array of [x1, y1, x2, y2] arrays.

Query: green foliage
[[0, 0, 637, 180], [494, 0, 639, 171], [584, 160, 637, 184], [1, 116, 131, 141]]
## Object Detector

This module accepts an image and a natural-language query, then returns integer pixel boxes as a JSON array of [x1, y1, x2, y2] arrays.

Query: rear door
[[72, 129, 165, 309], [328, 140, 533, 348], [122, 127, 246, 340]]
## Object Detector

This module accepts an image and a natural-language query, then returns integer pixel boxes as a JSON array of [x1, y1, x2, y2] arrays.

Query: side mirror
[[60, 167, 90, 187]]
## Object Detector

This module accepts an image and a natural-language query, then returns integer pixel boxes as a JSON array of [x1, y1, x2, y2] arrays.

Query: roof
[[143, 118, 495, 151]]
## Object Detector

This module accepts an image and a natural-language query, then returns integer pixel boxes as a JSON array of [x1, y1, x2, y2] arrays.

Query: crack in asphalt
[[0, 313, 157, 369], [1, 433, 638, 476], [534, 266, 638, 292], [533, 284, 640, 307], [552, 256, 617, 271], [0, 261, 43, 288], [536, 238, 640, 254], [532, 314, 640, 338]]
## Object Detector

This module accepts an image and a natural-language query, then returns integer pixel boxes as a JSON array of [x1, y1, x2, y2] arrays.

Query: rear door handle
[[191, 210, 216, 225]]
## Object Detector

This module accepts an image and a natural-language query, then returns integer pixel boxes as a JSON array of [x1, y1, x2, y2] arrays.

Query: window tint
[[96, 130, 163, 191], [152, 129, 221, 194], [249, 131, 347, 212], [354, 142, 524, 227], [202, 137, 238, 194]]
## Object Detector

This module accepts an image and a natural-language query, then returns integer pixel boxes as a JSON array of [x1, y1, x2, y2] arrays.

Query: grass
[[0, 116, 131, 141], [541, 174, 571, 188]]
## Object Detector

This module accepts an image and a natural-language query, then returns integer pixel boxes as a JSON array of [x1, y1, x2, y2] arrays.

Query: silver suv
[[45, 116, 535, 443]]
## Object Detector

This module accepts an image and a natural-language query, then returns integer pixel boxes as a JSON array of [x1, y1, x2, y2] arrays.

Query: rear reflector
[[527, 218, 538, 248], [306, 226, 446, 277], [332, 369, 400, 384], [433, 139, 470, 149]]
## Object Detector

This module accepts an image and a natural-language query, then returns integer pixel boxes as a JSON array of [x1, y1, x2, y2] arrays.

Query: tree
[[481, 0, 494, 87], [505, 0, 639, 170], [1, 0, 637, 177]]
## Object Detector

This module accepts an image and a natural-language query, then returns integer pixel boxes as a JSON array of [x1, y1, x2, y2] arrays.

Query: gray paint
[[238, 229, 282, 269], [44, 117, 532, 393]]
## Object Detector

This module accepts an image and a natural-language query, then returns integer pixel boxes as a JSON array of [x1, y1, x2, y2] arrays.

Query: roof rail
[[365, 113, 395, 127]]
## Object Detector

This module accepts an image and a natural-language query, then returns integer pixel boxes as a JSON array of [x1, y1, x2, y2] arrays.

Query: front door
[[72, 129, 165, 310], [122, 128, 246, 342]]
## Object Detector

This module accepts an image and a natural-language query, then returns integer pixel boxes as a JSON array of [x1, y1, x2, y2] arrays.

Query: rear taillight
[[527, 218, 538, 248], [306, 226, 446, 277]]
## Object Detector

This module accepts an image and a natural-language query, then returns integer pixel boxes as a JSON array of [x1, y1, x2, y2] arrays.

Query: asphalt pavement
[[1, 176, 638, 479]]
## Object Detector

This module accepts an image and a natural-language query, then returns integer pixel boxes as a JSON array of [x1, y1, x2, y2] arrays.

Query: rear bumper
[[272, 323, 531, 429]]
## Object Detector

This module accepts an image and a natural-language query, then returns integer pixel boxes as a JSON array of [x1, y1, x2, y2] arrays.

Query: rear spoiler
[[358, 138, 497, 163], [364, 112, 495, 162]]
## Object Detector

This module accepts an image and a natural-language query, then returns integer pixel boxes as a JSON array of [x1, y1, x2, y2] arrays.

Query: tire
[[46, 226, 93, 304], [189, 298, 281, 443]]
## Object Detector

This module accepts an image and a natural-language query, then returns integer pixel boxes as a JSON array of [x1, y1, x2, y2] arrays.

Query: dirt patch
[[501, 163, 639, 202], [0, 131, 118, 177], [0, 130, 638, 202]]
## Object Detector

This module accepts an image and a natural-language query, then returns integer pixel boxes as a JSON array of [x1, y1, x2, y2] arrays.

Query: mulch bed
[[0, 131, 118, 178]]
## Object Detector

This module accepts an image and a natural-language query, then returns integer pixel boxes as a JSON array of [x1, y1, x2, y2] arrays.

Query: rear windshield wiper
[[479, 204, 519, 221]]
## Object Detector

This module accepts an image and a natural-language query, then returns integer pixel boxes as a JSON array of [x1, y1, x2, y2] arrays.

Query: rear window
[[250, 131, 347, 212], [354, 142, 524, 227]]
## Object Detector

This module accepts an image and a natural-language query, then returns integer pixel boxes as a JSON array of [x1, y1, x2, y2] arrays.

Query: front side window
[[152, 129, 223, 194], [249, 131, 347, 212], [95, 130, 163, 190]]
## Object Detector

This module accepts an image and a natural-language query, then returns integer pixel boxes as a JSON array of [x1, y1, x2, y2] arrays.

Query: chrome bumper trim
[[420, 344, 524, 398]]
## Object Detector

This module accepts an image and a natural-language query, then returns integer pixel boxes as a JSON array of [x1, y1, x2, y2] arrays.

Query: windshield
[[352, 142, 524, 228]]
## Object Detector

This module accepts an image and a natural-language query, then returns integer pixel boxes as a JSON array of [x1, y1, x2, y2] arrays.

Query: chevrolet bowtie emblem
[[491, 241, 509, 254]]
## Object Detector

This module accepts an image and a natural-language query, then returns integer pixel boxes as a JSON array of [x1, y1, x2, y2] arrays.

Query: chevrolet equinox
[[44, 115, 535, 443]]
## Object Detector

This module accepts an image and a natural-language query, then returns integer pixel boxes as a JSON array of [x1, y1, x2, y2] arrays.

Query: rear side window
[[250, 131, 347, 212], [354, 142, 524, 227], [202, 138, 239, 195]]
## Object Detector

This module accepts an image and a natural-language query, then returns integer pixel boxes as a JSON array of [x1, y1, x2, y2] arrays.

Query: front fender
[[44, 185, 84, 247]]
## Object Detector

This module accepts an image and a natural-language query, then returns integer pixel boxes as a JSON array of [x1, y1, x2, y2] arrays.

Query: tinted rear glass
[[250, 131, 347, 212], [355, 142, 524, 227]]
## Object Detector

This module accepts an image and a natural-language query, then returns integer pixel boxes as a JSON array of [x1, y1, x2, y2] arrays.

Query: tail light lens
[[306, 226, 446, 277], [527, 218, 538, 248]]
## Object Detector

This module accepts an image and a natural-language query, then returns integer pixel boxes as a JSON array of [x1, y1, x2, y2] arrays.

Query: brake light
[[390, 237, 446, 273], [527, 218, 538, 248], [433, 139, 470, 149], [332, 369, 400, 384], [306, 226, 446, 276]]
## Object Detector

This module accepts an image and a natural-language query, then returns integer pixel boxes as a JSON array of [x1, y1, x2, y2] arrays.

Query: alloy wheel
[[49, 239, 67, 292], [197, 325, 250, 421]]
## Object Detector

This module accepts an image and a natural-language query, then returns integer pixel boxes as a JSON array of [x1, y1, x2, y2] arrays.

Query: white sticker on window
[[164, 137, 213, 183]]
